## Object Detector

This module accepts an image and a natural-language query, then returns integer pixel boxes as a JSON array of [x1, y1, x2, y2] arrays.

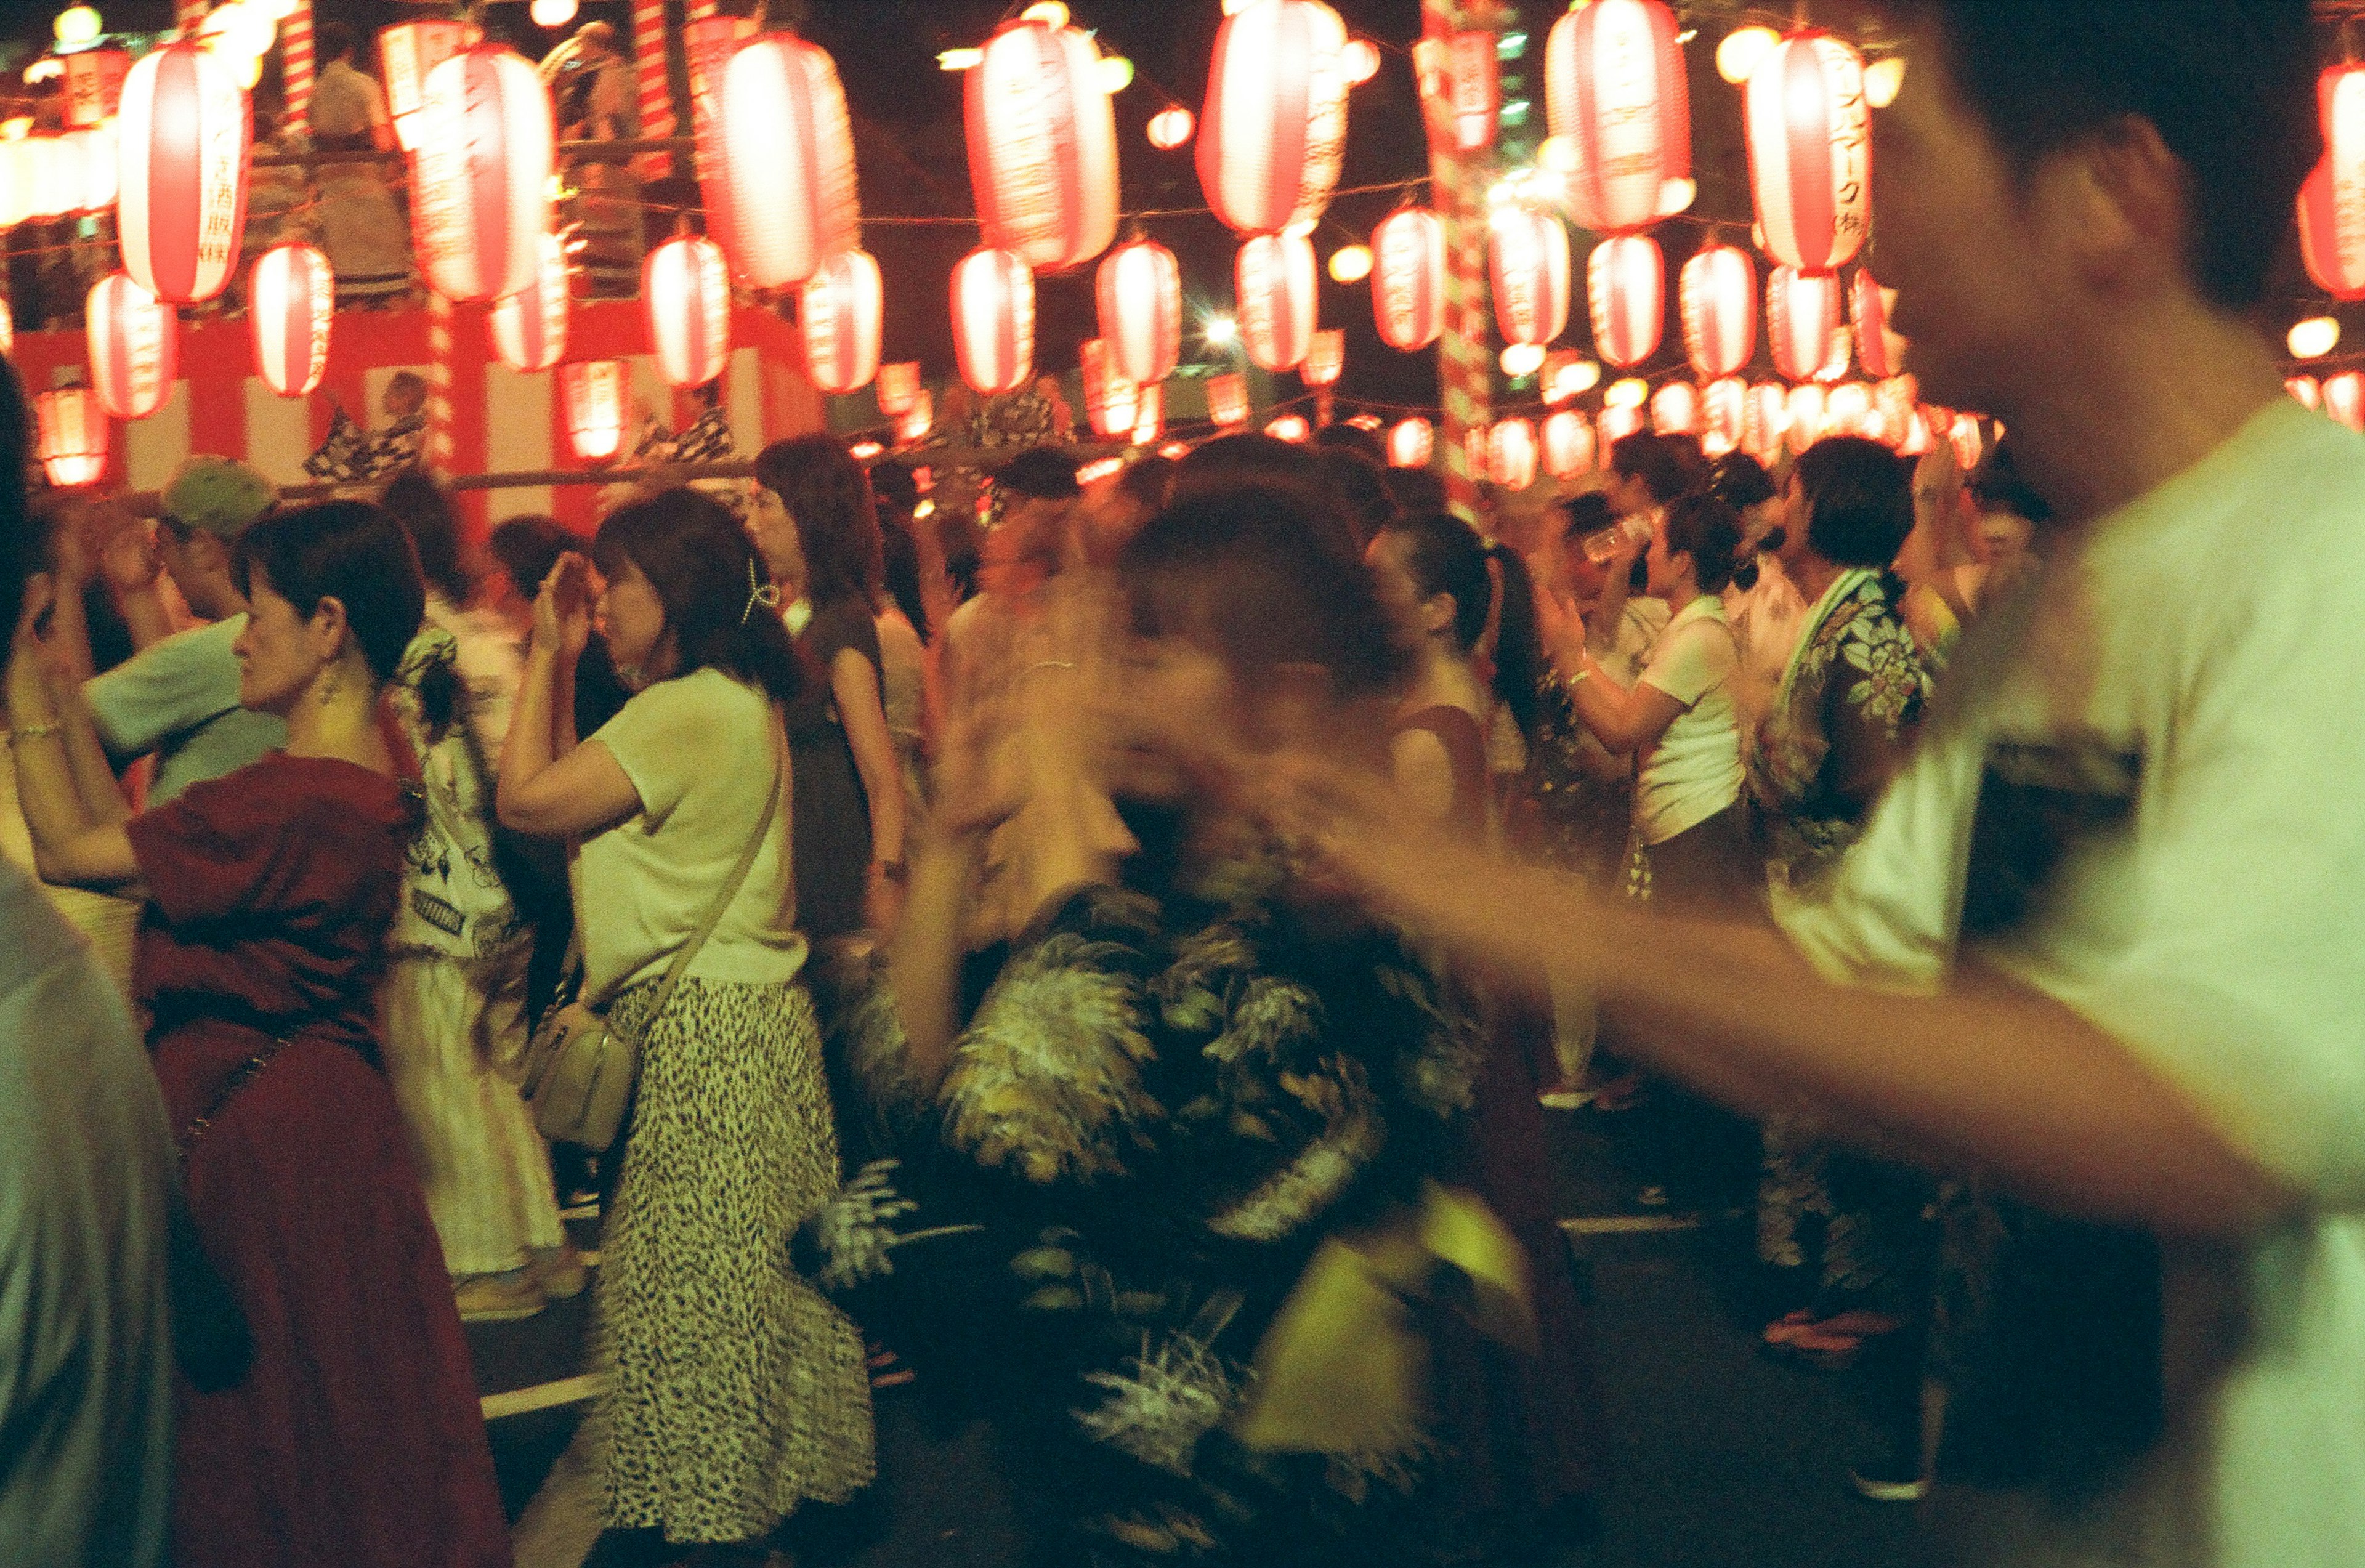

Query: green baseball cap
[[163, 456, 277, 540]]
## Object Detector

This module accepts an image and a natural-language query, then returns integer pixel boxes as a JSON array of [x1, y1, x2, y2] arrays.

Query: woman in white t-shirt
[[498, 489, 874, 1554], [1540, 492, 1752, 913]]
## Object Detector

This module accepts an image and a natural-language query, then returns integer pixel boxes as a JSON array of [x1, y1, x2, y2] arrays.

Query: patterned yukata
[[800, 826, 1518, 1567], [1747, 568, 1938, 1303]]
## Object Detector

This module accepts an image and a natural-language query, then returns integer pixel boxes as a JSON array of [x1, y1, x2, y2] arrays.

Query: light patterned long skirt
[[378, 944, 567, 1276], [597, 977, 876, 1545]]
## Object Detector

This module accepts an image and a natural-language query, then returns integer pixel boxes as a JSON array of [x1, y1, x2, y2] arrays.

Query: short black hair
[[1609, 432, 1708, 506], [1792, 436, 1915, 570], [1318, 447, 1397, 548], [1558, 490, 1615, 541], [1312, 421, 1388, 466], [592, 487, 808, 710], [1381, 464, 1449, 520], [379, 469, 471, 604], [488, 515, 572, 603], [1890, 0, 2316, 309], [1118, 479, 1410, 705], [1967, 443, 2052, 525], [1379, 512, 1493, 653], [233, 499, 427, 684], [316, 19, 357, 63], [1707, 451, 1777, 512], [1662, 493, 1749, 596], [993, 447, 1082, 501]]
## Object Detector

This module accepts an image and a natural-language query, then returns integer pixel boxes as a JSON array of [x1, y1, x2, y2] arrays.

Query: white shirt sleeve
[[1638, 612, 1737, 710], [589, 674, 704, 826]]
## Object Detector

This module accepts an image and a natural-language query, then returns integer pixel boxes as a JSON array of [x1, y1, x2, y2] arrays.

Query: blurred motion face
[[596, 556, 669, 680], [1739, 498, 1785, 553], [1079, 477, 1152, 567], [1644, 514, 1692, 599], [745, 485, 805, 593], [1096, 628, 1238, 804], [1974, 504, 2035, 578], [1605, 464, 1654, 519], [1775, 472, 1813, 573], [982, 495, 1064, 596]]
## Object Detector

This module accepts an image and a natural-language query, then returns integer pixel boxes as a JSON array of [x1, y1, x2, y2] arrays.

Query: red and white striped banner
[[630, 0, 676, 181], [1420, 0, 1501, 526]]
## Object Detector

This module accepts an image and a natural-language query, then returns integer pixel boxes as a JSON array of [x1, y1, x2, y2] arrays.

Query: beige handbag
[[520, 737, 783, 1151]]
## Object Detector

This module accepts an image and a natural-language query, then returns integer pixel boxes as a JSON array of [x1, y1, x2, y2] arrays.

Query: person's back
[[0, 860, 174, 1568]]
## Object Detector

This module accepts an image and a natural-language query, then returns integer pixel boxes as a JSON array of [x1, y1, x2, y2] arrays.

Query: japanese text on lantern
[[2336, 76, 2365, 283], [1828, 68, 1870, 249]]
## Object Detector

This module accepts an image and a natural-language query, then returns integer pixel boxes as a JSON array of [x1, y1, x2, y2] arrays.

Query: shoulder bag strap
[[633, 712, 785, 1037]]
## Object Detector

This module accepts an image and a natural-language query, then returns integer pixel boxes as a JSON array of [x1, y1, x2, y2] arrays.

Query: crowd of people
[[4, 3, 2363, 1568]]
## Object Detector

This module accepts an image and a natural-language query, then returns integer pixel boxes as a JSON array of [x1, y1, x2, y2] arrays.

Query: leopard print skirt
[[596, 977, 876, 1544]]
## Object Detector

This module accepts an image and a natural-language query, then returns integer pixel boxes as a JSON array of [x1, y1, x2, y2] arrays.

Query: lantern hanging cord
[[618, 176, 1434, 227]]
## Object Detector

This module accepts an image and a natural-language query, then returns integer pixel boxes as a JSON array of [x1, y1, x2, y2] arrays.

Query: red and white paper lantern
[[1095, 238, 1181, 386], [1787, 382, 1830, 445], [1302, 328, 1346, 388], [801, 248, 883, 396], [1197, 0, 1349, 235], [966, 15, 1120, 273], [1388, 418, 1434, 469], [1417, 30, 1499, 154], [413, 44, 554, 303], [1827, 380, 1874, 437], [716, 34, 862, 290], [1651, 380, 1701, 437], [1267, 413, 1312, 443], [1543, 408, 1595, 478], [248, 242, 334, 398], [36, 387, 109, 487], [1131, 380, 1164, 444], [1237, 232, 1317, 373], [379, 20, 474, 152], [897, 388, 935, 445], [1745, 381, 1788, 461], [1851, 270, 1906, 381], [1489, 417, 1539, 490], [1680, 242, 1755, 380], [1545, 0, 1691, 235], [2289, 374, 2323, 410], [1768, 265, 1845, 383], [1079, 339, 1139, 439], [60, 46, 131, 129], [86, 272, 177, 421], [490, 232, 572, 374], [951, 247, 1035, 397], [878, 362, 923, 417], [1702, 378, 1747, 455], [1207, 371, 1251, 428], [2298, 63, 2365, 301], [1600, 402, 1646, 445], [116, 41, 251, 305], [560, 360, 628, 461], [1489, 205, 1571, 348], [1372, 206, 1447, 352], [1587, 233, 1664, 369], [1744, 30, 1872, 273], [644, 233, 734, 389]]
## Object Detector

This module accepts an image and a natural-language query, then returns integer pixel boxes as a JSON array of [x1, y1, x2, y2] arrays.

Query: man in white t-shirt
[[1319, 4, 2359, 1562]]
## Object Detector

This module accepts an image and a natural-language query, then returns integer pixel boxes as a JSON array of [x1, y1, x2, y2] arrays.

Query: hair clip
[[742, 556, 782, 626]]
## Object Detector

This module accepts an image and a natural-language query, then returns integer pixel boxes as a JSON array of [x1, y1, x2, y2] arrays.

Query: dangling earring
[[315, 660, 342, 706]]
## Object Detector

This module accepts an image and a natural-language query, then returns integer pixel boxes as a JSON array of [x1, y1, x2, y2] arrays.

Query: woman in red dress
[[6, 499, 511, 1568]]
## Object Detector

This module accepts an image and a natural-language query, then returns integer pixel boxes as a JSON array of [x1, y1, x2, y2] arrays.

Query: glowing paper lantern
[[2325, 371, 2365, 432], [1651, 381, 1700, 436], [2297, 64, 2365, 301], [1147, 107, 1195, 149], [1852, 270, 1905, 380], [1095, 237, 1181, 386], [1329, 244, 1372, 283], [1768, 265, 1845, 382], [2289, 374, 2323, 410], [1744, 30, 1872, 273], [1949, 413, 1986, 469], [1489, 205, 1571, 348], [643, 233, 733, 389], [898, 388, 935, 445], [248, 241, 333, 398], [63, 124, 118, 215], [530, 0, 578, 26], [716, 34, 862, 290], [1131, 380, 1163, 444], [1600, 402, 1645, 445], [1343, 38, 1383, 86], [794, 248, 882, 396], [1828, 380, 1874, 436], [35, 387, 108, 487], [560, 360, 628, 461], [1787, 382, 1829, 445], [878, 362, 922, 416], [489, 231, 571, 374], [1745, 381, 1788, 460], [1489, 417, 1538, 490], [60, 46, 130, 129], [966, 15, 1120, 273], [412, 44, 554, 303], [1267, 413, 1312, 442], [1546, 0, 1691, 235], [1236, 231, 1317, 373], [1197, 0, 1349, 235], [1207, 371, 1250, 427], [0, 299, 12, 356], [951, 246, 1035, 396], [1587, 233, 1664, 370], [1418, 30, 1499, 153], [1388, 416, 1434, 468], [1703, 377, 1747, 454], [1544, 351, 1601, 403], [116, 41, 251, 305], [378, 20, 474, 152], [86, 272, 177, 421], [1372, 206, 1447, 352], [1680, 242, 1755, 380], [1543, 408, 1595, 478], [1303, 328, 1345, 387], [1079, 338, 1139, 438]]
